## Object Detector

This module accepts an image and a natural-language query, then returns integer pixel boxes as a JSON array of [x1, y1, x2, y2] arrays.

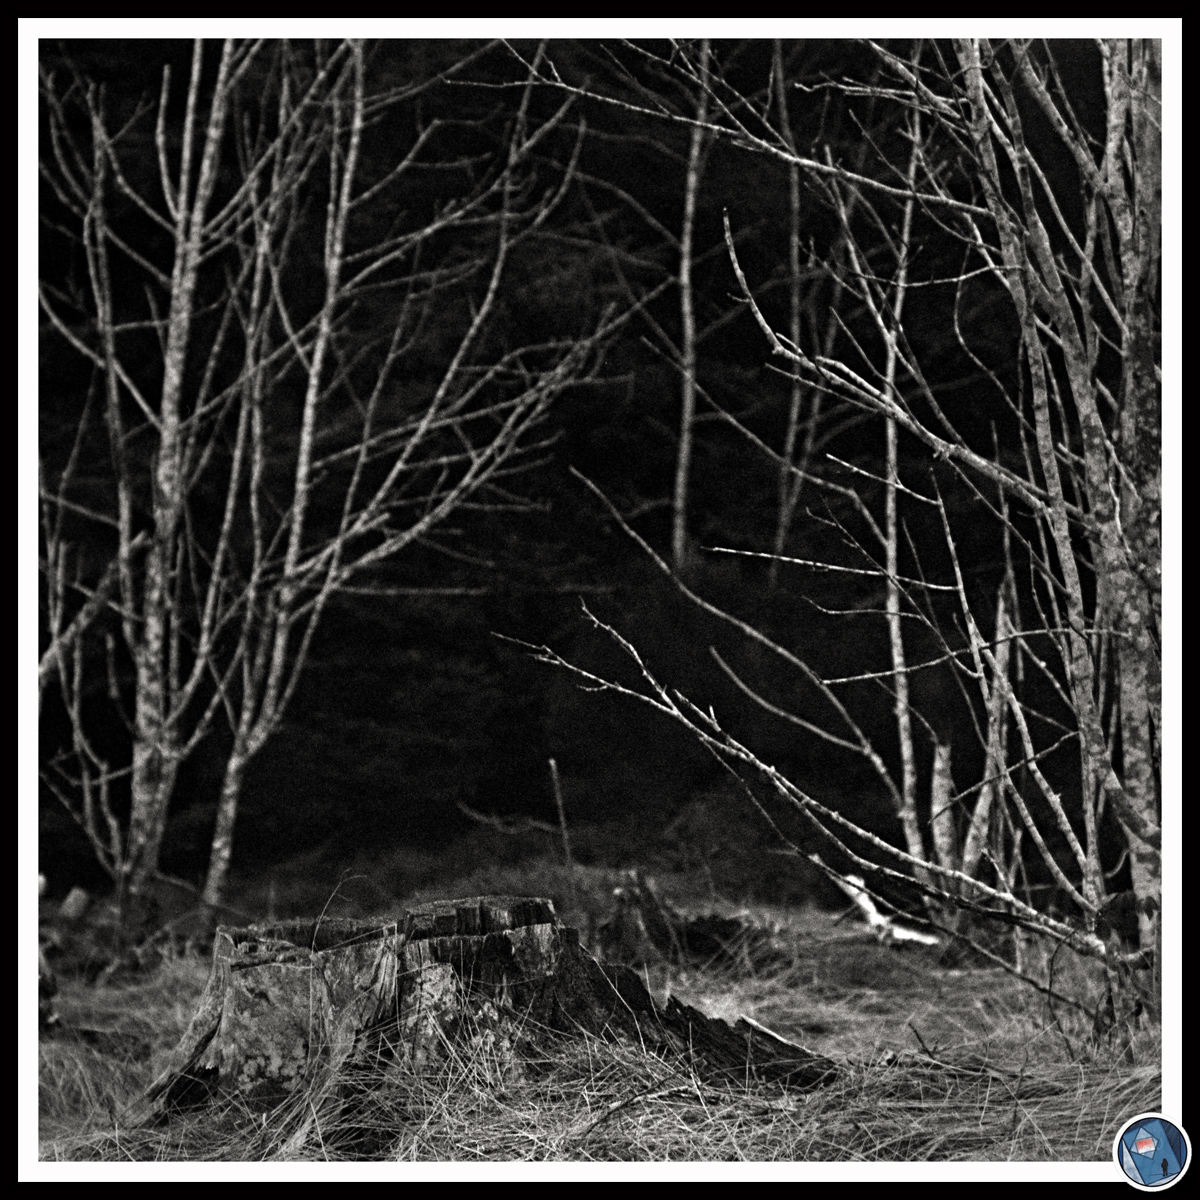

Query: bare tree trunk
[[881, 118, 925, 885], [672, 40, 709, 576], [884, 407, 925, 877], [960, 583, 1012, 891], [115, 41, 235, 905], [1112, 38, 1162, 959], [929, 742, 957, 887], [768, 40, 806, 592], [125, 540, 178, 903], [201, 747, 251, 911]]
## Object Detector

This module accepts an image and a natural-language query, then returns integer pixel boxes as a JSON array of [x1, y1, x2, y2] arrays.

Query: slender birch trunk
[[671, 40, 709, 576], [882, 117, 926, 884]]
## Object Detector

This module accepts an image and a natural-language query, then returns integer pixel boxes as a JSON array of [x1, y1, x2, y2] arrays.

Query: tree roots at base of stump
[[128, 895, 836, 1136]]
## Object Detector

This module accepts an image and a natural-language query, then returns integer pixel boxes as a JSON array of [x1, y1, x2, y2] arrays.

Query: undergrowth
[[38, 856, 1160, 1163]]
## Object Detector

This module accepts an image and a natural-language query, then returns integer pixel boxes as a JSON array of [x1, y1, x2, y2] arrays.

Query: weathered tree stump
[[130, 895, 836, 1131]]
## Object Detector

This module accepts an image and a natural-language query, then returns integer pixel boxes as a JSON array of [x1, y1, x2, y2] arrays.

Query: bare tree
[[764, 40, 864, 593], [39, 39, 609, 916], [524, 41, 858, 581], [670, 38, 710, 576], [527, 39, 1162, 1013]]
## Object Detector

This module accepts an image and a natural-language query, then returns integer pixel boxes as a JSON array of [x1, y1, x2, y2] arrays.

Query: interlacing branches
[[39, 39, 619, 912], [524, 39, 1161, 1012]]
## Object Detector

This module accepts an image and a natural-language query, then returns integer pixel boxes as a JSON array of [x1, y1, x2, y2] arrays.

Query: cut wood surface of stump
[[131, 895, 836, 1131]]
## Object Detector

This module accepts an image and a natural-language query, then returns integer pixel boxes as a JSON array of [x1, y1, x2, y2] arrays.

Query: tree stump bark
[[130, 895, 835, 1130]]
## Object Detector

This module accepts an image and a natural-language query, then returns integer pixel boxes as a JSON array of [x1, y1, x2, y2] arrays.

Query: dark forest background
[[37, 38, 1138, 913]]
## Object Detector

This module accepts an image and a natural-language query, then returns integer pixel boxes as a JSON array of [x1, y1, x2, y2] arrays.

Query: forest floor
[[36, 834, 1160, 1165]]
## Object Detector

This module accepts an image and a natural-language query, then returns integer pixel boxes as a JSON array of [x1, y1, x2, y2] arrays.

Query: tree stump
[[130, 895, 836, 1132]]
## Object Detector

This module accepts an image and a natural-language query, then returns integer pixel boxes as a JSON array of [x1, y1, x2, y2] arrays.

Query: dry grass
[[38, 866, 1160, 1163]]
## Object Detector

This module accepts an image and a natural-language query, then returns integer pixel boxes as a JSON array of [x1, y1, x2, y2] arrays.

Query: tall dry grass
[[39, 855, 1159, 1162]]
